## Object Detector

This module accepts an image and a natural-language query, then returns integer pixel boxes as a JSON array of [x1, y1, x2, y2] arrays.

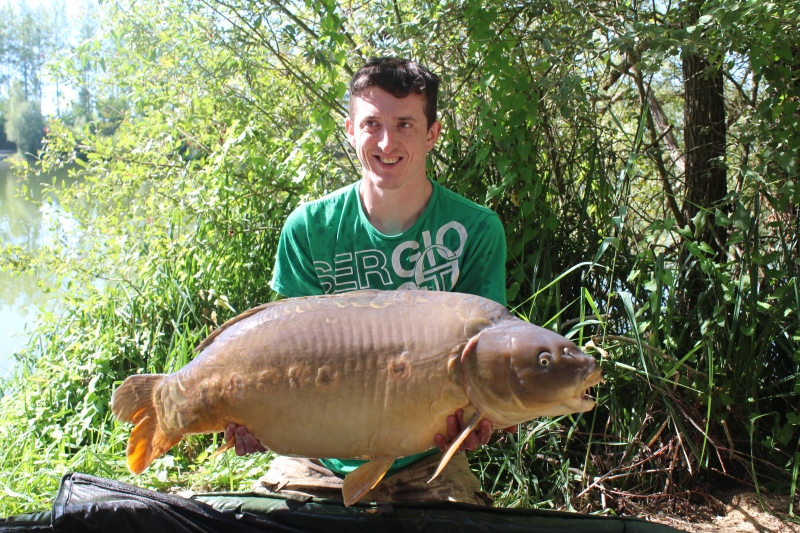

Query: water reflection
[[0, 154, 76, 376]]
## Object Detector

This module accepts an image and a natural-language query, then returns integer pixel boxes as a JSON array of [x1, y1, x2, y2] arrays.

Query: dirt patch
[[627, 491, 800, 532]]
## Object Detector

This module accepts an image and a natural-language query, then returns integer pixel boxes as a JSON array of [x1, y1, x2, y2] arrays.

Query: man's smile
[[376, 156, 401, 165]]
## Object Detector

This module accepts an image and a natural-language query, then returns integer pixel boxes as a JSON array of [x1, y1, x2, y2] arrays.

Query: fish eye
[[538, 352, 552, 367]]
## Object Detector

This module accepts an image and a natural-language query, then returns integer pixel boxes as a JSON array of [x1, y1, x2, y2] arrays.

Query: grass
[[471, 236, 800, 513]]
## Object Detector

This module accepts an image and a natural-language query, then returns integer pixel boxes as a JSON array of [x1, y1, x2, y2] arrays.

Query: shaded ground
[[624, 491, 800, 532]]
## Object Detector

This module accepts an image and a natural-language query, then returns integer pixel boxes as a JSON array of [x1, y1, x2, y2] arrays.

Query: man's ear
[[426, 120, 442, 151], [345, 116, 356, 147]]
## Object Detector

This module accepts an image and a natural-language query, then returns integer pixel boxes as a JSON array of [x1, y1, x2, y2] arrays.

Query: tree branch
[[629, 57, 686, 226]]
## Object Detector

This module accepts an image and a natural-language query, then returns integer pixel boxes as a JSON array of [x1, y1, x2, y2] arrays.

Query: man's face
[[346, 87, 441, 191]]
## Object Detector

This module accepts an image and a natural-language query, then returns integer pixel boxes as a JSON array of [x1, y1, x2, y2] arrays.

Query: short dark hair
[[348, 57, 440, 129]]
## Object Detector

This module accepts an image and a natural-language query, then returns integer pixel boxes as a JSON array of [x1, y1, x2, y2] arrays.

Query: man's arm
[[452, 212, 507, 306], [270, 208, 325, 298]]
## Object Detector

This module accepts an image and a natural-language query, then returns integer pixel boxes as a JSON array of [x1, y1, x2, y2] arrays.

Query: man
[[226, 57, 511, 505]]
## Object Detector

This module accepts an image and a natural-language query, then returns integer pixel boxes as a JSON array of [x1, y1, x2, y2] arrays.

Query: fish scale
[[112, 289, 602, 506]]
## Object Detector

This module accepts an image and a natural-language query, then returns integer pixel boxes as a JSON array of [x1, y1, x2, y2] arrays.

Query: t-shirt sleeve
[[269, 207, 326, 298], [453, 212, 507, 306]]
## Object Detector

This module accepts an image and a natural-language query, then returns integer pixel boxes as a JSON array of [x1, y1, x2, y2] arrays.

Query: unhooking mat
[[0, 472, 683, 533]]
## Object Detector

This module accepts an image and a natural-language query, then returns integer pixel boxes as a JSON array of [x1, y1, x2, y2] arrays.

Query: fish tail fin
[[111, 374, 180, 475], [342, 456, 394, 507]]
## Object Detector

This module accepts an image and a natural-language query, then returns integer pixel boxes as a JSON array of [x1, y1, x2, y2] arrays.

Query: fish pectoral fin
[[342, 456, 394, 507], [428, 411, 483, 484], [208, 435, 236, 460]]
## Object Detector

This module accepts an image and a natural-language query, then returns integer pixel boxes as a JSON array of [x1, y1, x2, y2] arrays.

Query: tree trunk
[[678, 3, 729, 325], [681, 10, 728, 254], [682, 56, 727, 218]]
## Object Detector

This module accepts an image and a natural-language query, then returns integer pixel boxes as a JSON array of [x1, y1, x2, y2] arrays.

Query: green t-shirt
[[270, 178, 507, 475]]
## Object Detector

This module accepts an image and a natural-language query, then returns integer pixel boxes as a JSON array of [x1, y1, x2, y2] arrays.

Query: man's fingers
[[459, 431, 479, 451], [459, 420, 489, 451], [440, 411, 503, 452], [455, 409, 466, 429], [222, 424, 267, 456], [446, 414, 460, 440], [224, 423, 236, 443], [235, 425, 255, 455], [233, 426, 243, 455], [251, 436, 267, 454], [475, 419, 493, 445]]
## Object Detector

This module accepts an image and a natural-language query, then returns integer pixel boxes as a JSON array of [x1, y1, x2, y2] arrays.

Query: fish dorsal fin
[[195, 290, 386, 353], [342, 456, 394, 507], [195, 302, 278, 352], [428, 411, 483, 483]]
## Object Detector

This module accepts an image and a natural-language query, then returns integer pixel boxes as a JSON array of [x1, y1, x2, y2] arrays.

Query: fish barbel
[[111, 290, 602, 505]]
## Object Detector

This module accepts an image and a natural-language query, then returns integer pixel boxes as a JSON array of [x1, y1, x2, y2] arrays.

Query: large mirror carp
[[112, 290, 602, 505]]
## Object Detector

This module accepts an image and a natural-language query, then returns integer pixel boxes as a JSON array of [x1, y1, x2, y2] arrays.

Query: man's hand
[[224, 423, 267, 456], [434, 409, 518, 453]]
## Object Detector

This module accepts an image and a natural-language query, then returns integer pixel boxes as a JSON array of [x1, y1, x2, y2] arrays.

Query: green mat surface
[[1, 473, 682, 533]]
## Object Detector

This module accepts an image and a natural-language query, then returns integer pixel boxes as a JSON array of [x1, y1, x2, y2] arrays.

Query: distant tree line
[[0, 0, 98, 157]]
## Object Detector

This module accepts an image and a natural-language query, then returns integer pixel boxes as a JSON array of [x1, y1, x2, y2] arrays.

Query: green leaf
[[715, 208, 731, 227], [612, 206, 627, 231], [779, 180, 800, 197], [592, 236, 617, 266], [506, 281, 521, 301], [776, 423, 795, 446], [717, 392, 735, 406], [732, 203, 751, 231]]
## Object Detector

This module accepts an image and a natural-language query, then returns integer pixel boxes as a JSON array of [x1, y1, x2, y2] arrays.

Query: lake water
[[0, 153, 74, 377]]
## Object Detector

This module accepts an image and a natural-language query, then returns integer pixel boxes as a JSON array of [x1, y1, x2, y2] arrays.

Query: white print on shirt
[[313, 221, 468, 294]]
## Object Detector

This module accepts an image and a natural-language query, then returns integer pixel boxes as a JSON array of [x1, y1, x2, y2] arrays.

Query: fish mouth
[[576, 368, 603, 406]]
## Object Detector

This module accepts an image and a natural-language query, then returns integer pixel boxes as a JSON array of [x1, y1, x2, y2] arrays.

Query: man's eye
[[399, 122, 411, 128], [363, 120, 378, 127]]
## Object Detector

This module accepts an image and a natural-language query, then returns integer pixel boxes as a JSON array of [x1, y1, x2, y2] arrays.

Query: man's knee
[[255, 453, 493, 506]]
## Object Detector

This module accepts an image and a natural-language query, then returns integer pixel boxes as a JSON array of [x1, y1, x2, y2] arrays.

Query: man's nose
[[377, 127, 395, 152]]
